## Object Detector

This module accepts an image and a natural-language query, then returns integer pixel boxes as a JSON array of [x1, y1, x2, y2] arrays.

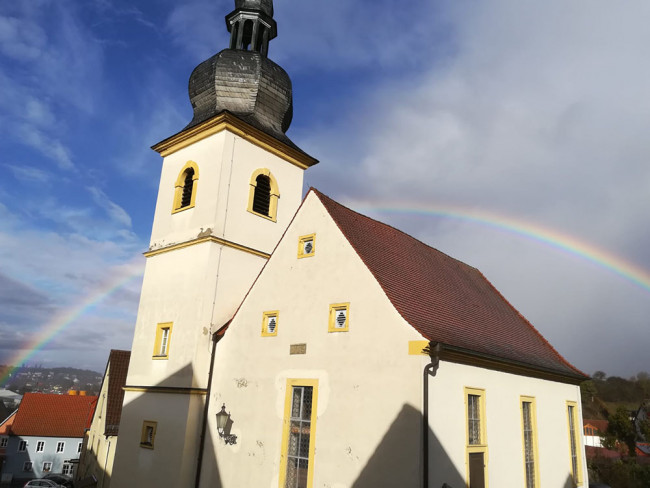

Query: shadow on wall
[[352, 403, 465, 488], [76, 363, 223, 488]]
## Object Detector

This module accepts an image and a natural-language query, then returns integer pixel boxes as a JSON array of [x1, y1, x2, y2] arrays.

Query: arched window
[[173, 161, 199, 213], [247, 168, 279, 221]]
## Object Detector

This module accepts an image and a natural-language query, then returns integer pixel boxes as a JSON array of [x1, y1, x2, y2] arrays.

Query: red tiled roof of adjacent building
[[584, 419, 609, 433], [10, 393, 97, 438], [104, 349, 130, 436], [313, 189, 585, 380]]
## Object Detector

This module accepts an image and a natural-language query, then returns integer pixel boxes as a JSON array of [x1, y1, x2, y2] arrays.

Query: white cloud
[[88, 186, 133, 229]]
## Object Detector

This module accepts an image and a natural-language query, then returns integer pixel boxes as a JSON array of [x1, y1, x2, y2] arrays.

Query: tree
[[581, 380, 598, 402], [593, 371, 607, 381], [603, 407, 637, 457]]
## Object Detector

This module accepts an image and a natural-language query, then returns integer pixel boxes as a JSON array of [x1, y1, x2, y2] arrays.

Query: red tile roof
[[10, 393, 97, 438], [313, 189, 585, 380], [104, 349, 130, 436], [584, 419, 609, 433]]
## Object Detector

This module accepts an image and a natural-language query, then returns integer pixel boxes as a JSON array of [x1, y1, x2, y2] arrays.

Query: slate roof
[[104, 350, 131, 436], [313, 189, 585, 380], [10, 393, 97, 438]]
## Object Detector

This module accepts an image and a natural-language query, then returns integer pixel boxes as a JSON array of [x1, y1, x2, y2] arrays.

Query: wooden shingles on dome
[[311, 188, 586, 383]]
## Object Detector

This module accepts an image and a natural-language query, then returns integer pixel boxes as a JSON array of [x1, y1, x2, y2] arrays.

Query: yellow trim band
[[123, 386, 208, 395], [144, 235, 271, 259], [408, 340, 429, 355], [152, 112, 318, 169]]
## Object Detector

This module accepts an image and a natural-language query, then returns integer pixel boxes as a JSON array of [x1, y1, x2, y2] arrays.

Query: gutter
[[194, 332, 221, 488], [423, 342, 441, 488]]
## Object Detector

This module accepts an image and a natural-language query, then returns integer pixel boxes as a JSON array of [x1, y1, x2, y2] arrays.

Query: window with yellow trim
[[247, 168, 279, 221], [140, 420, 157, 449], [328, 303, 349, 332], [465, 387, 487, 488], [153, 322, 173, 359], [297, 234, 316, 258], [262, 311, 279, 337], [567, 401, 583, 486], [521, 396, 540, 488], [172, 161, 199, 213], [279, 379, 318, 488]]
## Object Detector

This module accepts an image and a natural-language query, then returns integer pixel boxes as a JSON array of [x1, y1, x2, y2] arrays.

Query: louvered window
[[140, 421, 157, 449], [252, 174, 272, 216], [262, 311, 279, 336], [180, 168, 195, 208], [329, 303, 350, 332]]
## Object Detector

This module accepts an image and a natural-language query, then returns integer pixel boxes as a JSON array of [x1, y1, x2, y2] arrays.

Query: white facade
[[3, 435, 81, 482]]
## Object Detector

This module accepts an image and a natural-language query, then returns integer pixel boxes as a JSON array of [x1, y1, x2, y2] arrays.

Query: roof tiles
[[10, 393, 97, 438], [313, 189, 585, 379], [104, 350, 130, 436]]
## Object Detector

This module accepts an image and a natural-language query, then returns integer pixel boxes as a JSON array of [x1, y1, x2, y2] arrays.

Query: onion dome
[[185, 0, 298, 148]]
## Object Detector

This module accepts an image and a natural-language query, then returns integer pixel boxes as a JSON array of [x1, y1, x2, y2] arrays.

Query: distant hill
[[581, 371, 650, 419], [0, 364, 103, 396]]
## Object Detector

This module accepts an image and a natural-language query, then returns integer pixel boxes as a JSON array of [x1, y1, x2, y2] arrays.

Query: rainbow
[[0, 257, 144, 385], [348, 200, 650, 293]]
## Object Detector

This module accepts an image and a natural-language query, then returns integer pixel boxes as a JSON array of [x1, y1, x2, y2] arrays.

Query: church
[[110, 1, 589, 487]]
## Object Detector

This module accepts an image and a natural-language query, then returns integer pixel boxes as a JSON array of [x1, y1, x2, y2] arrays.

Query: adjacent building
[[0, 393, 96, 485], [111, 1, 590, 487], [77, 350, 130, 488]]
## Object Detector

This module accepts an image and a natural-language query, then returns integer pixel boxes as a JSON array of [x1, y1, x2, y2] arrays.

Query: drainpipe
[[423, 342, 441, 488], [195, 332, 220, 488]]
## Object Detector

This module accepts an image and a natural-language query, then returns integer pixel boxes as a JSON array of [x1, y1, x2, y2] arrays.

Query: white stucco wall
[[427, 360, 587, 488], [4, 435, 82, 481]]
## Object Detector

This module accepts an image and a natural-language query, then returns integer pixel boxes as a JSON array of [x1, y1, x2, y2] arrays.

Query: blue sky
[[1, 0, 649, 377]]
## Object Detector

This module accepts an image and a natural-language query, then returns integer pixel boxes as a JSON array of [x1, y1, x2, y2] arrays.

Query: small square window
[[153, 322, 173, 359], [328, 303, 350, 332], [0, 436, 7, 448], [18, 440, 27, 452], [140, 420, 157, 449], [36, 441, 45, 452], [261, 311, 280, 337], [42, 462, 52, 473], [56, 441, 65, 453], [23, 461, 32, 472], [298, 234, 316, 258]]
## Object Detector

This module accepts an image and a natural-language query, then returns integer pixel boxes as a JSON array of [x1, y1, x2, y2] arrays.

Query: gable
[[312, 189, 585, 381]]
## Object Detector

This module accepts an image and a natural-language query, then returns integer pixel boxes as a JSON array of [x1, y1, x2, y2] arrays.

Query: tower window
[[153, 322, 173, 359], [247, 168, 279, 221], [140, 421, 157, 449], [298, 234, 316, 258], [172, 161, 199, 213]]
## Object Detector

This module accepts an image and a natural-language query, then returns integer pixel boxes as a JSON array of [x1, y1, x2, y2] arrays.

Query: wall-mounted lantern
[[216, 403, 237, 445]]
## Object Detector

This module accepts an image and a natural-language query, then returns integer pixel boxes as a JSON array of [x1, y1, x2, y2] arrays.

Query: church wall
[[111, 390, 204, 487], [201, 192, 430, 488], [428, 359, 586, 488]]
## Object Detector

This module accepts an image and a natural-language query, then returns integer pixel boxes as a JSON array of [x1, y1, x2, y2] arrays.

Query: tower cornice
[[151, 111, 318, 169]]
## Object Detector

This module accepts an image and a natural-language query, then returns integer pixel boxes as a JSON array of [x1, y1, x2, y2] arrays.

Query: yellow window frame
[[328, 303, 350, 332], [153, 322, 173, 359], [172, 160, 199, 213], [520, 396, 540, 488], [464, 386, 488, 488], [279, 379, 319, 488], [566, 401, 583, 486], [297, 233, 316, 258], [140, 420, 157, 449], [247, 168, 280, 222], [261, 310, 280, 337]]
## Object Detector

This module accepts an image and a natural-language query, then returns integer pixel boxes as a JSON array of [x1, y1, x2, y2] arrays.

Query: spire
[[226, 0, 277, 57]]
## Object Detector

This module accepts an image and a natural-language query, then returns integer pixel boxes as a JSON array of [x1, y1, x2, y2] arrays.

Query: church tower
[[111, 1, 317, 485]]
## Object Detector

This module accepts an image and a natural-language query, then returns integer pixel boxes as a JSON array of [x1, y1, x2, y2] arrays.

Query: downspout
[[195, 331, 220, 488], [423, 342, 441, 488]]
